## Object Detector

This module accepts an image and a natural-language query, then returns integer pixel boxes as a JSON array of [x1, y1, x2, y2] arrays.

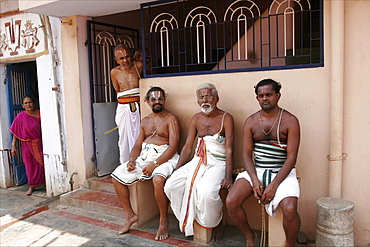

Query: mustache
[[201, 103, 211, 108], [153, 103, 163, 108]]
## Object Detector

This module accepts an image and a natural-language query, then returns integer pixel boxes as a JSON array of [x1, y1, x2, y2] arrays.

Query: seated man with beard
[[164, 83, 234, 241], [111, 87, 180, 240]]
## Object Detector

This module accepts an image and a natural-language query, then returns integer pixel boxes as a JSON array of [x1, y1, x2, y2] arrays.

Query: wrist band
[[153, 160, 159, 167]]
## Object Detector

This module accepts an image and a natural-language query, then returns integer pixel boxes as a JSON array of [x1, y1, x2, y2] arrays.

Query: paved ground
[[1, 185, 313, 247], [0, 185, 247, 247]]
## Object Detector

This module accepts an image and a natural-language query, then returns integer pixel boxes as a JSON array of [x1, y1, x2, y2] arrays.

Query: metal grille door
[[6, 65, 31, 185]]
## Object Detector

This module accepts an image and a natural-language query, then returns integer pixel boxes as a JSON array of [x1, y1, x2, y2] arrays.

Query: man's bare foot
[[26, 187, 35, 196], [246, 231, 257, 247], [155, 219, 169, 241], [212, 222, 223, 242], [118, 214, 138, 234]]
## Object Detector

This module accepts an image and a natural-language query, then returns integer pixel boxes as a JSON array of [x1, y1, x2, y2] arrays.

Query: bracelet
[[153, 160, 159, 167]]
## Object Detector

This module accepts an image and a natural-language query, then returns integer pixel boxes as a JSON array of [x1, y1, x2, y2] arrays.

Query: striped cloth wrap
[[254, 141, 287, 187]]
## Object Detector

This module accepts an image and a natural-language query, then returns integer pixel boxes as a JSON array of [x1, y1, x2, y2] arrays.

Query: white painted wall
[[60, 15, 95, 189], [342, 1, 370, 244], [36, 16, 69, 196], [0, 64, 13, 188]]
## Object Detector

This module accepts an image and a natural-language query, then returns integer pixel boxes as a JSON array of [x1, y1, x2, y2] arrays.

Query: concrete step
[[59, 188, 124, 218], [87, 176, 115, 193]]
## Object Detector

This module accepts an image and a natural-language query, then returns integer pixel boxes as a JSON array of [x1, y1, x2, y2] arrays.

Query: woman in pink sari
[[9, 96, 45, 195]]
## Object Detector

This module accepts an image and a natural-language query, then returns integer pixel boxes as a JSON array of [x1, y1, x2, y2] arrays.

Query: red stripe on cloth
[[181, 138, 206, 233]]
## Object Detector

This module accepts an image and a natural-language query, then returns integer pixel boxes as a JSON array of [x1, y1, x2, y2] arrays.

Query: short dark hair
[[145, 86, 166, 100], [254, 78, 282, 95]]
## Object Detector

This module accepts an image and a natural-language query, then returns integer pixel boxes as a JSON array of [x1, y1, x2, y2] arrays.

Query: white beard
[[200, 103, 214, 115]]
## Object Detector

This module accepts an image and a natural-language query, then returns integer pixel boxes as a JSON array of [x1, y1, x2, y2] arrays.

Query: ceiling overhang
[[18, 0, 154, 18]]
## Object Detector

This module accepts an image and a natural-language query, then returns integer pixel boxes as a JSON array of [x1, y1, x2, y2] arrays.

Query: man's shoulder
[[111, 66, 121, 74], [167, 111, 179, 121], [246, 111, 260, 122], [282, 109, 299, 124]]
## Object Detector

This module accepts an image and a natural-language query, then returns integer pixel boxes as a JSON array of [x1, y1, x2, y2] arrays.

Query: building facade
[[0, 0, 369, 245]]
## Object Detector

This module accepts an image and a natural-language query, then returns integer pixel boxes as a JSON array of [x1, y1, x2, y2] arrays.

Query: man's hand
[[141, 162, 156, 177], [127, 160, 137, 172], [221, 177, 233, 191], [260, 182, 278, 205], [252, 178, 263, 201]]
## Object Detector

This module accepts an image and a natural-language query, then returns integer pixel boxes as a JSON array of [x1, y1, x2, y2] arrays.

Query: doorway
[[6, 61, 40, 186]]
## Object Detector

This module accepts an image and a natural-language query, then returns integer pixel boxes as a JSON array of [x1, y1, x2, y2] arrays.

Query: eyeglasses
[[197, 95, 214, 101], [149, 97, 165, 102]]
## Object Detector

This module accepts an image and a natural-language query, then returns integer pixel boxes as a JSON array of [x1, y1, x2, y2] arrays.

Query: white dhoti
[[165, 135, 226, 236], [115, 88, 141, 165], [236, 141, 300, 216], [236, 168, 299, 216], [111, 143, 179, 185]]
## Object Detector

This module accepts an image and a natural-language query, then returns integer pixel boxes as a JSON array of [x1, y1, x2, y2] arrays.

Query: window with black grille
[[141, 0, 323, 77]]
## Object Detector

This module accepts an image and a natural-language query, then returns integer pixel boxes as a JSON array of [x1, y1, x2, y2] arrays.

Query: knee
[[226, 194, 239, 211], [282, 203, 298, 222], [152, 175, 165, 189]]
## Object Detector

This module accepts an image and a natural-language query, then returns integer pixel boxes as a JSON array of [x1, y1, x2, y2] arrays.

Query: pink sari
[[9, 111, 45, 188]]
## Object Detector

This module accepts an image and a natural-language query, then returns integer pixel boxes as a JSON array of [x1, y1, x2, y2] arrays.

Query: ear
[[277, 92, 281, 100]]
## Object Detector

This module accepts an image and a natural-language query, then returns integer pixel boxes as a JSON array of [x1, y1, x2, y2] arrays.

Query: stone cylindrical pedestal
[[316, 197, 354, 246]]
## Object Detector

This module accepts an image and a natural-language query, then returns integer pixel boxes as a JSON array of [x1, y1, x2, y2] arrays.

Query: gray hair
[[196, 83, 218, 96], [113, 44, 132, 58]]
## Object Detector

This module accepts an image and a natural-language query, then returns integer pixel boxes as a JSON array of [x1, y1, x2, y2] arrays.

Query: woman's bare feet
[[155, 219, 169, 241], [118, 214, 138, 234], [26, 187, 35, 196]]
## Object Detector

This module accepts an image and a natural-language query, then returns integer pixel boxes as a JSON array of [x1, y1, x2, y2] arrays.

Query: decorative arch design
[[185, 6, 217, 63], [224, 0, 261, 60], [95, 31, 115, 46], [117, 35, 135, 49], [269, 0, 311, 56], [150, 13, 178, 67]]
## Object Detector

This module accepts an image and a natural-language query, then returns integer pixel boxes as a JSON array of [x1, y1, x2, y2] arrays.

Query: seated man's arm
[[175, 114, 198, 170], [153, 114, 181, 165], [127, 123, 146, 171], [243, 116, 263, 200], [262, 114, 300, 201], [221, 113, 234, 190]]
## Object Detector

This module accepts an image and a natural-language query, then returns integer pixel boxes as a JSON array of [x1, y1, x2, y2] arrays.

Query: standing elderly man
[[226, 78, 301, 247], [111, 87, 180, 241], [165, 83, 234, 241], [110, 45, 143, 165]]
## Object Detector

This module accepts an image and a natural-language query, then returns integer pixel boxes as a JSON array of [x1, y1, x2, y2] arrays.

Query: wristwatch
[[153, 160, 159, 167]]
